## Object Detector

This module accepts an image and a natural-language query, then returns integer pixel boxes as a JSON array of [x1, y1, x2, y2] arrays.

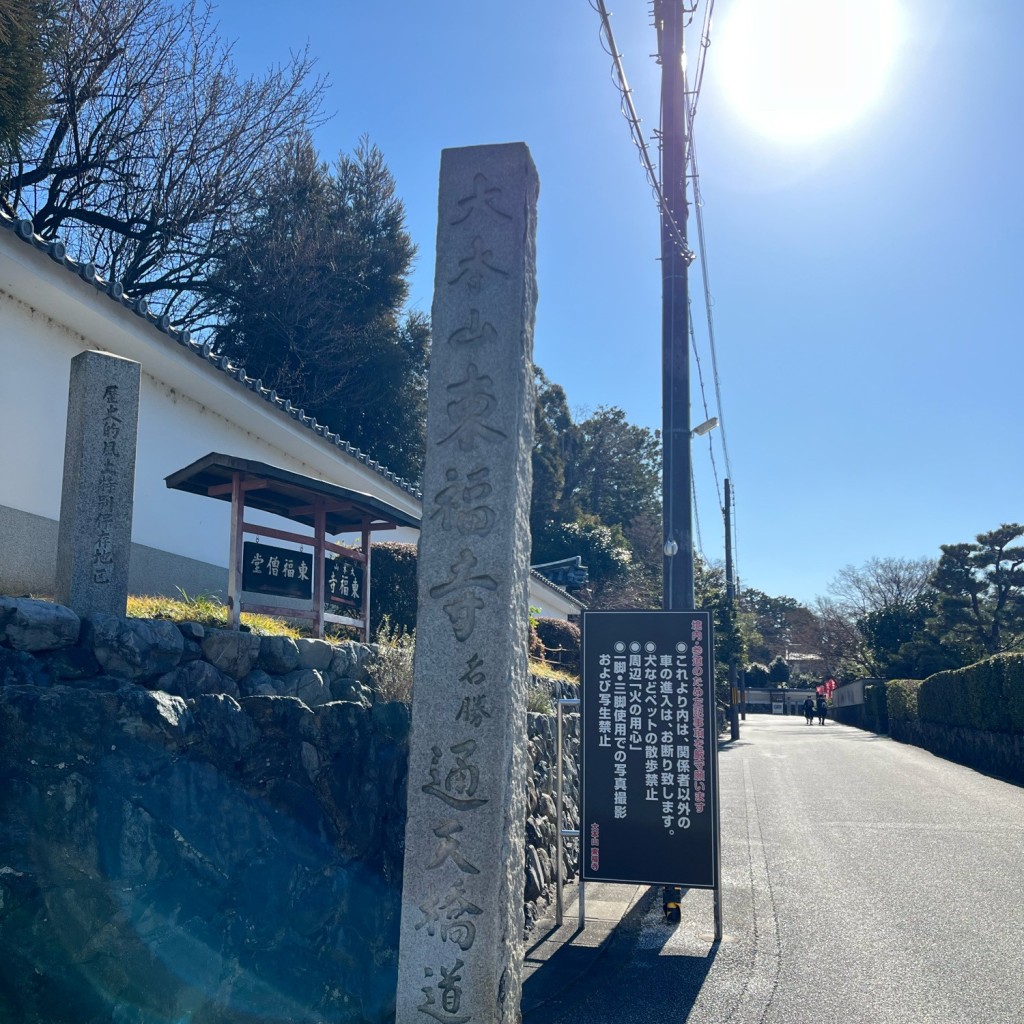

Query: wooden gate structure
[[166, 453, 420, 640]]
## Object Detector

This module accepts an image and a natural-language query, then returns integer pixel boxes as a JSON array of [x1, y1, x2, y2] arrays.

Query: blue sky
[[208, 0, 1023, 607]]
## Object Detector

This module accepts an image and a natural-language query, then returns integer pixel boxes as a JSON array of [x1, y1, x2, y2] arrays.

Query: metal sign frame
[[579, 609, 722, 936]]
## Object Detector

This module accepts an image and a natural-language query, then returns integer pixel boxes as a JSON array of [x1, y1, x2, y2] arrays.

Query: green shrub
[[366, 616, 415, 704], [534, 617, 581, 674], [1003, 654, 1024, 734], [963, 657, 1005, 732], [918, 667, 972, 728], [897, 654, 1024, 735], [527, 677, 555, 715], [369, 542, 418, 635], [887, 679, 921, 723], [864, 681, 889, 733], [745, 662, 770, 688]]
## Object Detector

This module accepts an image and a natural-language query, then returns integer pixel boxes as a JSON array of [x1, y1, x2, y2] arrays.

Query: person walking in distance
[[803, 696, 815, 725], [816, 695, 828, 725]]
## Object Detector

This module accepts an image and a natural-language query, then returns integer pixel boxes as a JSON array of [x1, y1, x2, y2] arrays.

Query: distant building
[[530, 555, 589, 592]]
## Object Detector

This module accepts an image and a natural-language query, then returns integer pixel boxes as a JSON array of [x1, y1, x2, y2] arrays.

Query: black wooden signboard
[[581, 610, 718, 889], [323, 556, 364, 613], [242, 542, 313, 600]]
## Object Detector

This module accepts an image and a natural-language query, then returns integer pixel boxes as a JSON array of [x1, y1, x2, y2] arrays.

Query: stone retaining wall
[[0, 597, 580, 1024], [890, 717, 1024, 786]]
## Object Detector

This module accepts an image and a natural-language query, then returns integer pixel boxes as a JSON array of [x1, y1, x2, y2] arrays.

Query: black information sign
[[324, 556, 364, 613], [242, 542, 313, 600], [581, 610, 718, 889]]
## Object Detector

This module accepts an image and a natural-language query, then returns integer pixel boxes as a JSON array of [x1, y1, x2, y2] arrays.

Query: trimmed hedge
[[1008, 654, 1024, 733], [887, 678, 921, 724], [918, 666, 972, 729], [864, 681, 889, 733], [916, 654, 1024, 735], [369, 542, 418, 635]]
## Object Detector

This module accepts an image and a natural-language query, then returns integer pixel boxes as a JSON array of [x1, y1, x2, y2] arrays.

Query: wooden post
[[313, 503, 327, 639], [361, 519, 372, 643], [228, 471, 244, 630]]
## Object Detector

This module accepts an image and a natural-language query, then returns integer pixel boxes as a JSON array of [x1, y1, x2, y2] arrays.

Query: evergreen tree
[[210, 134, 428, 482], [0, 0, 51, 158], [530, 368, 577, 541], [930, 523, 1024, 658], [565, 405, 660, 533], [529, 380, 662, 603]]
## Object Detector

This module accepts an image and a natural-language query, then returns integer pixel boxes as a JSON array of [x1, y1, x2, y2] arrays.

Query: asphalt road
[[534, 714, 1024, 1024]]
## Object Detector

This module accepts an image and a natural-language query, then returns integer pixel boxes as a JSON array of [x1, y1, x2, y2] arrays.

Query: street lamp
[[691, 416, 719, 438]]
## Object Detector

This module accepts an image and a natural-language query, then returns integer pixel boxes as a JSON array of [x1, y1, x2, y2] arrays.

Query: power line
[[688, 294, 723, 508], [592, 1, 736, 577], [685, 85, 734, 484], [591, 0, 694, 264]]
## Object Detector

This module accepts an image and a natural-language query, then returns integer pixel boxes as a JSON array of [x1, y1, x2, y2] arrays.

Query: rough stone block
[[258, 635, 301, 675], [296, 637, 334, 672], [0, 596, 80, 652], [201, 629, 262, 680], [154, 660, 238, 700], [84, 613, 184, 680]]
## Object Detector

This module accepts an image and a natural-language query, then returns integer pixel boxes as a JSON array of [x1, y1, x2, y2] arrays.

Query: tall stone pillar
[[396, 144, 539, 1023], [55, 350, 141, 616]]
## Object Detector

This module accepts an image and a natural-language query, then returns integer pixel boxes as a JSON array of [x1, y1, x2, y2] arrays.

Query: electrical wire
[[591, 0, 693, 263], [691, 462, 707, 564], [685, 90, 734, 485], [688, 295, 722, 508], [689, 0, 716, 123], [592, 1, 737, 580]]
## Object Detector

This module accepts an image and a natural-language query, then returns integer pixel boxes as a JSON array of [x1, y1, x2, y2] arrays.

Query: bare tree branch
[[1, 0, 327, 325]]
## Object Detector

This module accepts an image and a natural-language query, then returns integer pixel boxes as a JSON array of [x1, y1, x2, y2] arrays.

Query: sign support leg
[[713, 724, 723, 942]]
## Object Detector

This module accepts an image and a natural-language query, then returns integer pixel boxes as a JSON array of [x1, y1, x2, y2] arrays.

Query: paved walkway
[[521, 715, 1024, 1024], [521, 880, 651, 1020]]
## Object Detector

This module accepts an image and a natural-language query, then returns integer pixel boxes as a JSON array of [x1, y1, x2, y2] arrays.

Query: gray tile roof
[[0, 212, 422, 500]]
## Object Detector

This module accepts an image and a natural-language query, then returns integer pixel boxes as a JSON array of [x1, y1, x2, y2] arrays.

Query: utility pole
[[656, 0, 693, 613], [725, 478, 740, 739], [655, 0, 711, 937]]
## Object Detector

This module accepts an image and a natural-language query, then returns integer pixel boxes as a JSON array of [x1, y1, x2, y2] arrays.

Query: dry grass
[[126, 591, 302, 638], [528, 658, 577, 685], [366, 616, 415, 703]]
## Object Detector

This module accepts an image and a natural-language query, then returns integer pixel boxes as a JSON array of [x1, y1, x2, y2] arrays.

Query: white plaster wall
[[0, 250, 421, 570], [0, 290, 369, 566], [0, 226, 571, 617], [0, 290, 77, 520], [528, 583, 582, 622]]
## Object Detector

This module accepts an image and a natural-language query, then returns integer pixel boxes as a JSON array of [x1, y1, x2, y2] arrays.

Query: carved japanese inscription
[[55, 350, 141, 617], [397, 144, 539, 1024]]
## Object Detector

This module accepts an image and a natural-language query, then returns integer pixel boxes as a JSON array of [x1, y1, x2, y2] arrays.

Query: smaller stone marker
[[55, 350, 141, 616], [396, 143, 539, 1023]]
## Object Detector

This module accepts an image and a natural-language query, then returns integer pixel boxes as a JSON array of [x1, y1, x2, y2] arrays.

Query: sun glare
[[713, 0, 905, 143]]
